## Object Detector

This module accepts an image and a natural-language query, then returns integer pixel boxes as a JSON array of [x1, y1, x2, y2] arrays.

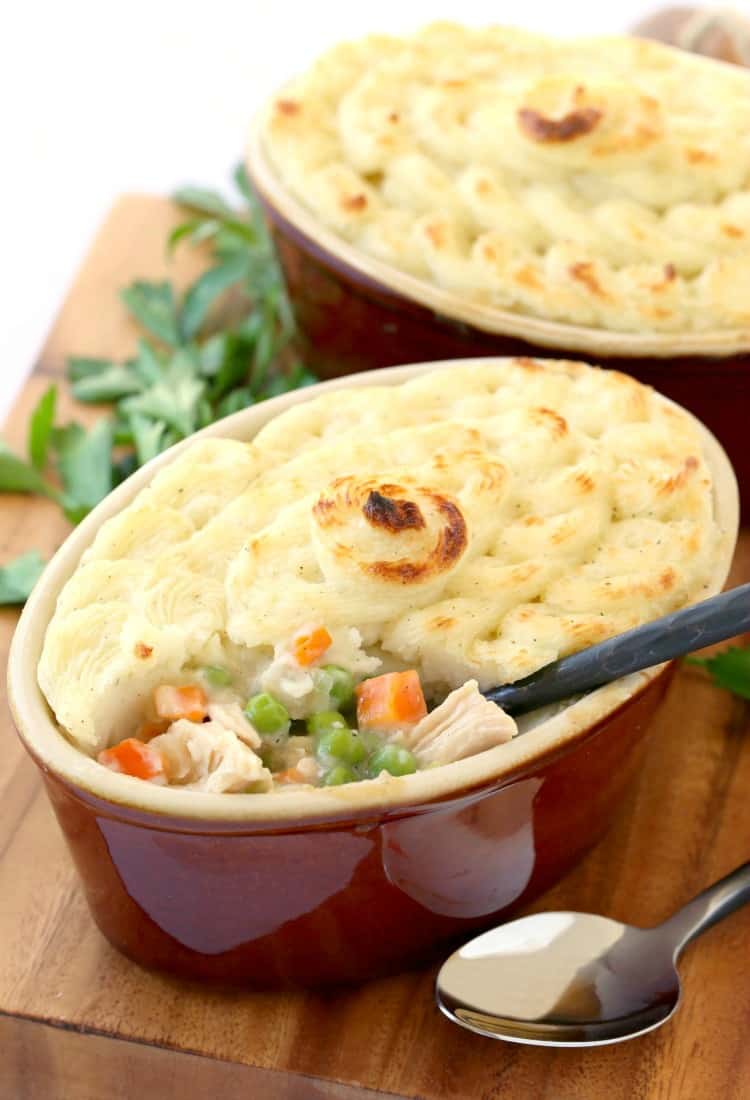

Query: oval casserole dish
[[7, 360, 739, 987]]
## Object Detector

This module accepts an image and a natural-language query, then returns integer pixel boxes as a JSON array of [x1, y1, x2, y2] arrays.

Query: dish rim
[[7, 358, 740, 824], [246, 113, 750, 361]]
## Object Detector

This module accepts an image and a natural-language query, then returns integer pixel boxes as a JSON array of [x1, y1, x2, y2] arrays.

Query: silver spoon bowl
[[436, 861, 750, 1046]]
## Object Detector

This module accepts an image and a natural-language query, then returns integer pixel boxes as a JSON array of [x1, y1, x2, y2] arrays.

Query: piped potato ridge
[[264, 23, 750, 334]]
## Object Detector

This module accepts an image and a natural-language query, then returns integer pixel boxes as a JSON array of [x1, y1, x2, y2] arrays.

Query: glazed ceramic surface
[[8, 361, 739, 987], [40, 672, 668, 987]]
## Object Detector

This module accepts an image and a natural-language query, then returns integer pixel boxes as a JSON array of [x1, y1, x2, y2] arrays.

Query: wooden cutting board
[[1, 196, 749, 1100]]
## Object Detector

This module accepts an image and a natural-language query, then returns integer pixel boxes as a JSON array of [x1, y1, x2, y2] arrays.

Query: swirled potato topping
[[262, 23, 750, 334], [39, 359, 722, 765]]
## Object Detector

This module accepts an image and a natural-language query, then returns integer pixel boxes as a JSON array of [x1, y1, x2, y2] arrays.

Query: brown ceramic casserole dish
[[246, 125, 750, 520], [7, 361, 739, 988]]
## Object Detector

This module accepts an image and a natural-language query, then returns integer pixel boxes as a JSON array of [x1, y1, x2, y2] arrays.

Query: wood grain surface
[[1, 196, 749, 1100]]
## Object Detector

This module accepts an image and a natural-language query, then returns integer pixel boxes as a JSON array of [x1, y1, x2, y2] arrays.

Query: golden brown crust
[[363, 494, 467, 584], [314, 477, 468, 587], [517, 105, 602, 142], [362, 490, 426, 532]]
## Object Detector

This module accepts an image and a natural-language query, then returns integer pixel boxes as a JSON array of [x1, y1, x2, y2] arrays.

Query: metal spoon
[[436, 861, 750, 1046], [485, 582, 750, 716]]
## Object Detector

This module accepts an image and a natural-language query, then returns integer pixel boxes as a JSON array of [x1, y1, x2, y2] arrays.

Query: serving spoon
[[436, 861, 750, 1046], [485, 582, 750, 716]]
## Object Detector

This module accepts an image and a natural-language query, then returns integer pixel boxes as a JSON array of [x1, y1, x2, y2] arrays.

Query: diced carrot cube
[[98, 738, 165, 781], [153, 684, 207, 723], [293, 626, 333, 667], [356, 671, 427, 731]]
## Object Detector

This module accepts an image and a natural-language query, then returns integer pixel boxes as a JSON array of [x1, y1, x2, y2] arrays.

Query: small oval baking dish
[[8, 360, 739, 987]]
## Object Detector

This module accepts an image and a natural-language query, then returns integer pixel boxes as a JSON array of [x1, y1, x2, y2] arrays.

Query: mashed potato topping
[[39, 359, 721, 773], [263, 24, 750, 334]]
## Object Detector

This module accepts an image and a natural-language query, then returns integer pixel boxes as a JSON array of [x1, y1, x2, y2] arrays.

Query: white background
[[0, 0, 720, 422]]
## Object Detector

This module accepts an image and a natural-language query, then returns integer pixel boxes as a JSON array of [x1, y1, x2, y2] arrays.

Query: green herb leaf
[[167, 217, 221, 254], [261, 364, 319, 398], [0, 444, 59, 498], [687, 647, 750, 700], [28, 385, 57, 470], [112, 452, 139, 486], [6, 168, 311, 546], [56, 419, 114, 522], [196, 397, 214, 429], [207, 335, 252, 400], [180, 255, 251, 341], [250, 313, 277, 390], [67, 357, 115, 382], [173, 187, 236, 220], [49, 422, 84, 452], [0, 550, 46, 605], [121, 355, 205, 437], [121, 281, 181, 346], [131, 340, 163, 386], [198, 332, 229, 377], [289, 364, 319, 389], [216, 387, 254, 418], [71, 363, 143, 403], [112, 412, 135, 446], [130, 414, 167, 466], [233, 162, 254, 203]]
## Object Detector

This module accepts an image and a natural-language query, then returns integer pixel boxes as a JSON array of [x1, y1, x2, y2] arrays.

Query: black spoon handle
[[485, 583, 750, 717]]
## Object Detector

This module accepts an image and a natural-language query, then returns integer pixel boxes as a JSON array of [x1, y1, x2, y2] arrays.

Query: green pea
[[306, 710, 348, 737], [244, 692, 290, 735], [202, 665, 232, 688], [321, 664, 356, 709], [316, 726, 366, 765], [368, 744, 418, 778], [323, 764, 357, 786]]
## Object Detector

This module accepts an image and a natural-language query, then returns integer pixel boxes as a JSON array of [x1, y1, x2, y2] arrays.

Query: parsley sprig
[[0, 165, 316, 604], [686, 649, 750, 701]]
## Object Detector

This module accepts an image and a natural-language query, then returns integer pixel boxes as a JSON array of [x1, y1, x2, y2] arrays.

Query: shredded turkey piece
[[206, 701, 261, 749], [402, 680, 516, 765], [150, 720, 272, 793]]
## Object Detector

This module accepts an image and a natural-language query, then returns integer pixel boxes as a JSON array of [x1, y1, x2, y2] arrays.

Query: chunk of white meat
[[151, 720, 272, 793], [207, 701, 261, 750], [293, 755, 321, 784], [401, 680, 517, 766], [258, 627, 381, 719], [259, 650, 322, 719]]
